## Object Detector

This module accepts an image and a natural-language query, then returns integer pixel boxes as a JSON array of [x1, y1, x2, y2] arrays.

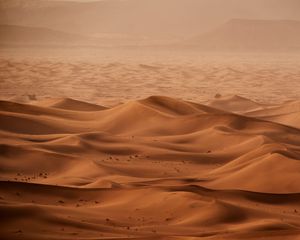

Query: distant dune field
[[1, 50, 300, 105]]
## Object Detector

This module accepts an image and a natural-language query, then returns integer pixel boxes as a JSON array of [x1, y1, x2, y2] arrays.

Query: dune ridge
[[1, 95, 300, 239]]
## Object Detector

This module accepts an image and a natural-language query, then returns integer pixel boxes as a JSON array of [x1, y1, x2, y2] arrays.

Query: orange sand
[[1, 95, 300, 239]]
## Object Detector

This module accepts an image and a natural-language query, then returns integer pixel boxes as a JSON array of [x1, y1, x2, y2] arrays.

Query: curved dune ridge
[[1, 95, 300, 240], [36, 98, 107, 111]]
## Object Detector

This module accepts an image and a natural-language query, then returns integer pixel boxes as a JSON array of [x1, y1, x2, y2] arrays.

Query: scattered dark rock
[[28, 94, 37, 101], [215, 93, 222, 99]]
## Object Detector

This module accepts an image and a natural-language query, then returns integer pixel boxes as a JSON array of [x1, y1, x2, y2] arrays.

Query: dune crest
[[37, 98, 107, 111]]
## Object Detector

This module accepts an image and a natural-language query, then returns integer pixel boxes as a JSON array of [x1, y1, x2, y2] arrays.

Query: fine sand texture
[[1, 95, 300, 240]]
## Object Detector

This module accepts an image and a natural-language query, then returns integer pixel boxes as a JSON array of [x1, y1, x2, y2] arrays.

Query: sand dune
[[1, 1, 299, 239], [37, 98, 107, 111], [243, 100, 300, 129], [1, 95, 300, 239], [207, 95, 264, 113]]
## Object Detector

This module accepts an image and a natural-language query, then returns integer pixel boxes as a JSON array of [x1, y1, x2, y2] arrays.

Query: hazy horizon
[[1, 0, 300, 39]]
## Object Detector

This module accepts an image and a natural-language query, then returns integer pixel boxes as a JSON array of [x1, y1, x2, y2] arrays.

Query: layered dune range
[[1, 95, 300, 239]]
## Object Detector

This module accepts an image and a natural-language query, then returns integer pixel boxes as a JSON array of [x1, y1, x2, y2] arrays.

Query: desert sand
[[1, 0, 300, 239], [1, 89, 300, 239]]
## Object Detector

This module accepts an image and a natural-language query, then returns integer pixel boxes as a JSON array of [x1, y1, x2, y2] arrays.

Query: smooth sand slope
[[1, 95, 300, 240]]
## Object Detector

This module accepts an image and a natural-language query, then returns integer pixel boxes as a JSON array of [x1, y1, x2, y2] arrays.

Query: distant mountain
[[0, 0, 70, 9], [1, 0, 300, 40], [185, 19, 300, 51], [0, 24, 165, 47], [0, 24, 93, 46]]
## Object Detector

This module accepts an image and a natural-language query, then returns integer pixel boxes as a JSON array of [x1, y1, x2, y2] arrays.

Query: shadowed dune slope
[[1, 95, 300, 240], [245, 100, 300, 129]]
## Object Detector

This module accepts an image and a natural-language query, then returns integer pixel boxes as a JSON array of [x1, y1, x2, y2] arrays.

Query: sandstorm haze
[[1, 0, 300, 103], [1, 0, 300, 44], [1, 2, 300, 240]]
